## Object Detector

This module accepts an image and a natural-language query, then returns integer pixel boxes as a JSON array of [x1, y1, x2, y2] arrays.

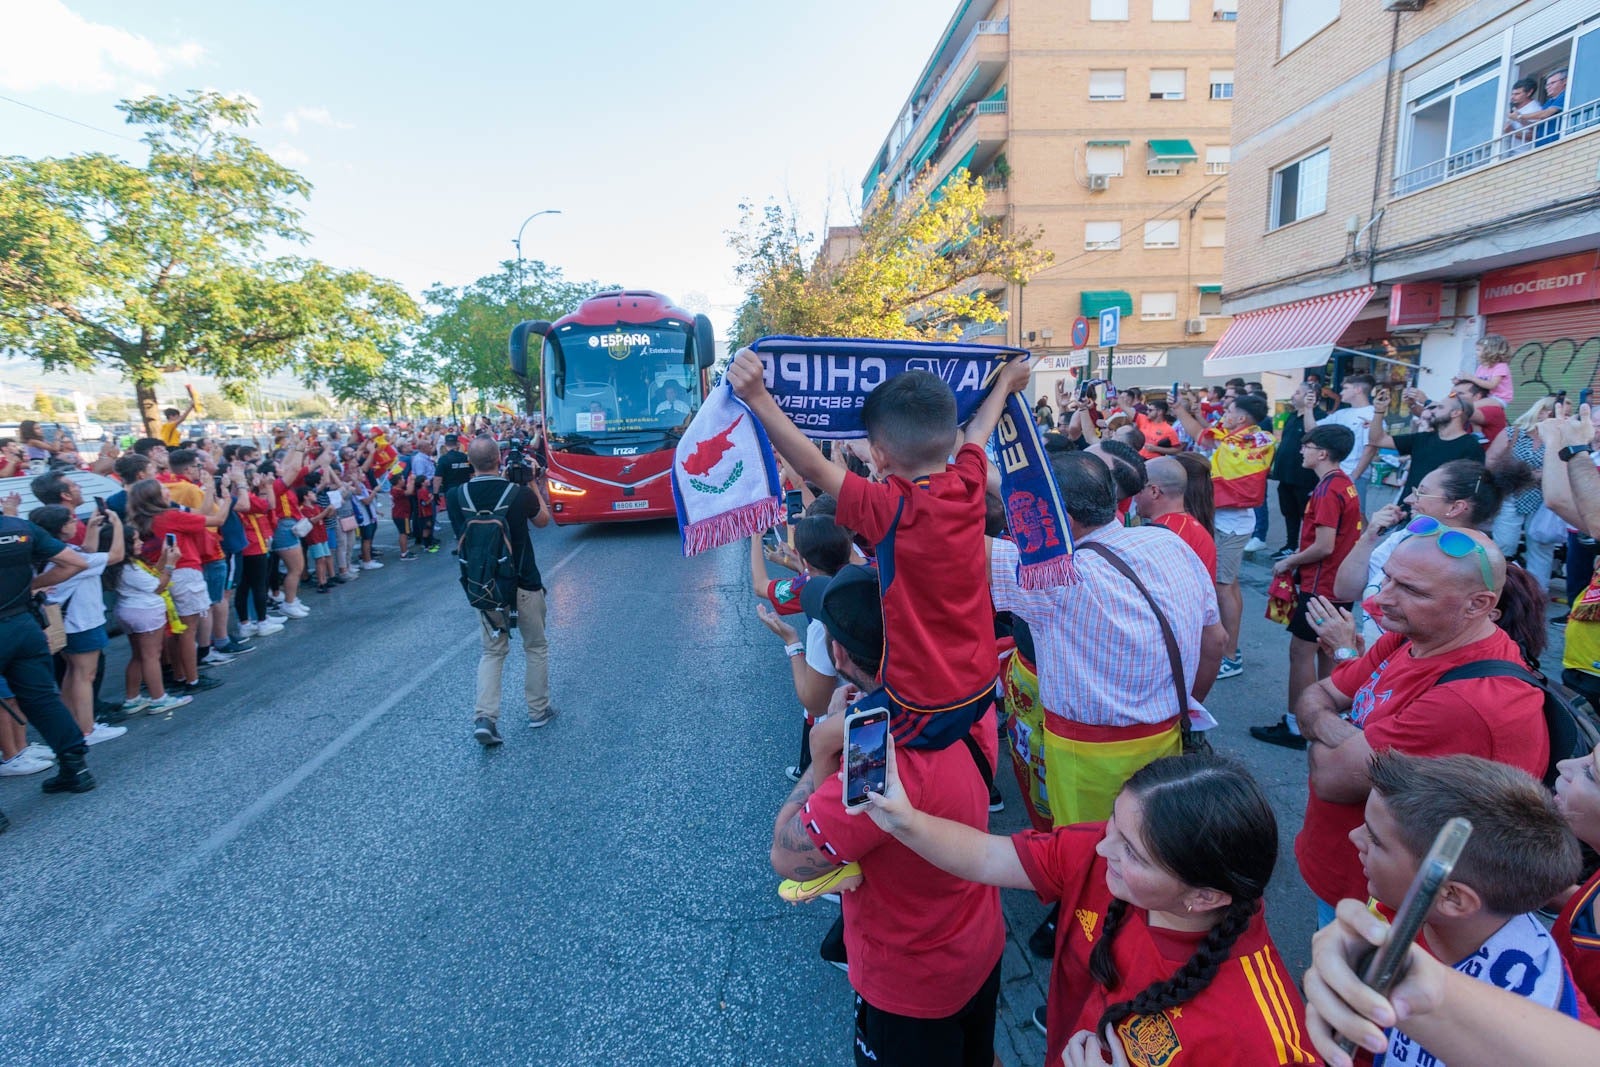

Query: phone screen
[[844, 709, 891, 808], [165, 533, 178, 548]]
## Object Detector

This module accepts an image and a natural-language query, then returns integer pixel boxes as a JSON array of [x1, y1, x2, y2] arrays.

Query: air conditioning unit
[[1184, 318, 1206, 335], [1088, 174, 1111, 192]]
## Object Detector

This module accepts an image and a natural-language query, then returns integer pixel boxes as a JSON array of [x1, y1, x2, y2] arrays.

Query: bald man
[[1288, 528, 1550, 925], [1133, 456, 1215, 579], [446, 436, 555, 746]]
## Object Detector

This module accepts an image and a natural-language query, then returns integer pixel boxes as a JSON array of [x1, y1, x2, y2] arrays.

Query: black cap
[[444, 433, 459, 444], [801, 564, 882, 662]]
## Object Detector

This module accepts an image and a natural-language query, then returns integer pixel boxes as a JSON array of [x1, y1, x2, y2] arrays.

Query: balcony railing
[[1394, 96, 1600, 196], [890, 18, 1010, 162], [977, 99, 1008, 115]]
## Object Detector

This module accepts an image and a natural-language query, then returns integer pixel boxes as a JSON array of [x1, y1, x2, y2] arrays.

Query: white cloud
[[0, 1, 205, 93], [282, 106, 351, 135], [270, 143, 310, 167]]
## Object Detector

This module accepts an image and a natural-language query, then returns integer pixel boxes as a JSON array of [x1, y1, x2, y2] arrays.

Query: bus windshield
[[546, 323, 700, 439]]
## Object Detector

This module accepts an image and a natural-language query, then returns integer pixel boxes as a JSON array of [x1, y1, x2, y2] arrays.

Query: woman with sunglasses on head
[[859, 752, 1318, 1066]]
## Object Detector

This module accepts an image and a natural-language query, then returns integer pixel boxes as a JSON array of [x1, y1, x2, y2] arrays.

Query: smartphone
[[1336, 817, 1472, 1056], [843, 707, 892, 809], [164, 532, 178, 548], [1170, 380, 1180, 402], [94, 496, 106, 514], [1581, 388, 1593, 408]]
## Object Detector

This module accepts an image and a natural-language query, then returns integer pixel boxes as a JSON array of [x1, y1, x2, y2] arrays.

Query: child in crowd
[[390, 470, 416, 561], [297, 483, 336, 592], [1352, 752, 1594, 1064], [113, 527, 192, 716], [727, 348, 1031, 745], [1456, 334, 1514, 405], [861, 751, 1317, 1065]]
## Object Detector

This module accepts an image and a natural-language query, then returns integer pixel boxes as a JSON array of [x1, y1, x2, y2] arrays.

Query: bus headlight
[[547, 479, 587, 496]]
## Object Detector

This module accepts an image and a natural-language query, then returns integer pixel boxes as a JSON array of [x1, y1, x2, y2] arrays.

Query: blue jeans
[[1252, 502, 1270, 542], [0, 613, 86, 757]]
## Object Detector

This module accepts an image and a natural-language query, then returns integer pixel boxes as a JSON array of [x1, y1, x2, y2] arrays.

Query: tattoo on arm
[[781, 769, 815, 809]]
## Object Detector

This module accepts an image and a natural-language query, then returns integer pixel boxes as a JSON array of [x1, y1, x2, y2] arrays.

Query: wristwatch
[[1560, 444, 1593, 462], [1333, 647, 1360, 663]]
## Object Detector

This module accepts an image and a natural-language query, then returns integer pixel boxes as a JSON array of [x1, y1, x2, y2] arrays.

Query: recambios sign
[[1479, 251, 1600, 315]]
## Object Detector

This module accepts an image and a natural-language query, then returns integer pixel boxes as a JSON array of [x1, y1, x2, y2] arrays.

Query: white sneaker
[[0, 752, 54, 776], [85, 722, 128, 746], [144, 693, 193, 716], [239, 621, 259, 638], [254, 617, 285, 635], [343, 569, 359, 581], [268, 590, 285, 604], [119, 695, 152, 715], [282, 601, 310, 619], [361, 560, 384, 570], [1244, 537, 1268, 554], [20, 743, 57, 763], [204, 649, 237, 666]]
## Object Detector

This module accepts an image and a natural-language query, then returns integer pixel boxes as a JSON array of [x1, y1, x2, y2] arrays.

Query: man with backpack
[[446, 436, 553, 746]]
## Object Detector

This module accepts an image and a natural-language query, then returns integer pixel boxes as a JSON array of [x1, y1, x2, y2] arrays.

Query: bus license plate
[[612, 500, 649, 511]]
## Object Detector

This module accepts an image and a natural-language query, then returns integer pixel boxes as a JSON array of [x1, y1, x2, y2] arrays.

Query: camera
[[504, 436, 534, 486]]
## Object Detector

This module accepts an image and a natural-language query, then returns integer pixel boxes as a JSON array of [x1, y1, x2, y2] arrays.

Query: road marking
[[0, 540, 589, 1020]]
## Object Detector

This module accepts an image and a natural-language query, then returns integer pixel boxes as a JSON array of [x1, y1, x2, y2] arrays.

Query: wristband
[[784, 643, 804, 658]]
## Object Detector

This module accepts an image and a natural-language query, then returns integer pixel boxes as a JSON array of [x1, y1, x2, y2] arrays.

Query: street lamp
[[513, 209, 562, 275]]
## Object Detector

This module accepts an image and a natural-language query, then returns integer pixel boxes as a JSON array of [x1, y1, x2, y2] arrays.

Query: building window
[[1086, 145, 1125, 177], [1397, 62, 1501, 194], [1198, 289, 1224, 315], [1085, 221, 1122, 250], [1281, 0, 1338, 56], [1149, 69, 1186, 100], [1144, 220, 1180, 248], [1213, 0, 1237, 20], [1209, 70, 1234, 100], [1089, 70, 1127, 101], [1201, 217, 1226, 247], [1141, 292, 1178, 320], [1152, 0, 1190, 21], [1205, 146, 1231, 174], [1091, 0, 1129, 20], [1271, 147, 1329, 228]]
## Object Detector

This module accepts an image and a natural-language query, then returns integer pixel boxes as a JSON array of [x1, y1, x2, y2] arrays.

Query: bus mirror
[[693, 314, 717, 370], [508, 320, 552, 379]]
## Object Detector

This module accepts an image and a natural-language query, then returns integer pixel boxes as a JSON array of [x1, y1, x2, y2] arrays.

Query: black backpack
[[1436, 660, 1600, 787], [455, 482, 519, 633]]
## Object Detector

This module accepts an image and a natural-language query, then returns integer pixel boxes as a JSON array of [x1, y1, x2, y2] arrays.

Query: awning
[[1147, 139, 1198, 160], [1081, 290, 1133, 317], [862, 162, 883, 207], [1197, 283, 1222, 294], [931, 146, 979, 202], [1203, 285, 1377, 376], [1087, 139, 1130, 146], [909, 108, 951, 172], [984, 84, 1007, 102]]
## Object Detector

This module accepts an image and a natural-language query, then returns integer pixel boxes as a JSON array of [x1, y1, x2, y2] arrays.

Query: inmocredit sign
[[1479, 251, 1600, 315]]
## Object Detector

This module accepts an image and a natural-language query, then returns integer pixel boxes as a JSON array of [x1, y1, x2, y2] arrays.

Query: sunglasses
[[1403, 516, 1494, 590]]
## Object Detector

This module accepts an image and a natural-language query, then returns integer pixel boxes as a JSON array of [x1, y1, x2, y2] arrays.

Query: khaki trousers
[[473, 587, 549, 722]]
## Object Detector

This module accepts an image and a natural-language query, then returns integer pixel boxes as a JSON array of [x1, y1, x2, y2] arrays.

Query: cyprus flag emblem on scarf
[[673, 336, 1075, 587]]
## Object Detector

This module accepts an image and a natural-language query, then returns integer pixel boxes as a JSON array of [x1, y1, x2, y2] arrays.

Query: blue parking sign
[[1098, 306, 1121, 348]]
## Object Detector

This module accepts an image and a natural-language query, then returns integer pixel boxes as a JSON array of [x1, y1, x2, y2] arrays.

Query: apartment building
[[860, 0, 1238, 393], [1218, 0, 1600, 409]]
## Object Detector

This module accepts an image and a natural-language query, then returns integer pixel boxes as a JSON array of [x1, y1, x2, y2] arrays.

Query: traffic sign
[[1070, 316, 1090, 348], [1098, 306, 1121, 348]]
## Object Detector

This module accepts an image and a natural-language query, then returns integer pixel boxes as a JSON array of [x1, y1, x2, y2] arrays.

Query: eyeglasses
[[1402, 515, 1495, 591]]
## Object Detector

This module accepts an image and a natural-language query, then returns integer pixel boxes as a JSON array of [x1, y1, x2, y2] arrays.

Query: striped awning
[[1204, 285, 1377, 376]]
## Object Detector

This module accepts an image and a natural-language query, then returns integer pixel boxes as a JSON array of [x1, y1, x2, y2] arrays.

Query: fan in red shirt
[[1291, 529, 1548, 912], [1553, 741, 1600, 1014], [858, 752, 1317, 1066], [1133, 456, 1216, 579]]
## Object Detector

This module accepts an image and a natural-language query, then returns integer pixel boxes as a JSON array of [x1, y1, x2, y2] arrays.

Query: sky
[[0, 0, 949, 384]]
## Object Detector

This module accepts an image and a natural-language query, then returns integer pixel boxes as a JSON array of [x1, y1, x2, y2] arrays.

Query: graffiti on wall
[[1511, 335, 1600, 418]]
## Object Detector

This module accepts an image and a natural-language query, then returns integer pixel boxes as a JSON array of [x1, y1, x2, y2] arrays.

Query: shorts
[[116, 605, 168, 635], [1289, 592, 1354, 643], [203, 558, 228, 604], [359, 522, 377, 543], [308, 541, 331, 561], [852, 961, 1000, 1067], [394, 515, 413, 537], [1214, 530, 1251, 584], [168, 567, 210, 617], [270, 518, 301, 551], [64, 624, 109, 654]]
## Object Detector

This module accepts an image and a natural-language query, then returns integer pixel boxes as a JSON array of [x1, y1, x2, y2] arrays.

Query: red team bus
[[509, 290, 715, 524]]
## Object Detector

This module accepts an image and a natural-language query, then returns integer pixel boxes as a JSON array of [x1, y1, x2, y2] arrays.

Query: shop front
[[1479, 250, 1600, 416]]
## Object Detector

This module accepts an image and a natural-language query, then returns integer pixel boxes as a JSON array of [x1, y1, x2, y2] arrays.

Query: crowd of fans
[[730, 338, 1600, 1067], [0, 415, 507, 788]]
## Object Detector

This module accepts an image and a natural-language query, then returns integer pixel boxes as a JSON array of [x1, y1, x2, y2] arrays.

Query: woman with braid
[[860, 752, 1317, 1065]]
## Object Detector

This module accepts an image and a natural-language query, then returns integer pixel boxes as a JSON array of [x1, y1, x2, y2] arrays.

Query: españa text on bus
[[589, 332, 653, 347]]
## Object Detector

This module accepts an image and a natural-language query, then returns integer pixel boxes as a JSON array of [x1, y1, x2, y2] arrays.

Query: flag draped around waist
[[673, 336, 1074, 588]]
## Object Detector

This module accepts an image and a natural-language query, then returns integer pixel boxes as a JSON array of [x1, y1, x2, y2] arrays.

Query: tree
[[323, 337, 441, 421], [0, 91, 419, 436], [418, 259, 611, 410], [728, 169, 1052, 347], [197, 392, 238, 420], [32, 392, 56, 419], [93, 396, 131, 423]]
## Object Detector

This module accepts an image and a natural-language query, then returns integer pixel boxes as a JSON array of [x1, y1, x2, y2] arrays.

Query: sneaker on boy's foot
[[255, 617, 285, 636], [360, 560, 384, 570], [203, 649, 237, 666], [238, 621, 259, 638], [85, 722, 127, 746], [784, 765, 803, 783], [181, 677, 223, 694], [19, 743, 57, 763], [1248, 717, 1308, 751], [474, 717, 503, 746], [268, 590, 285, 604], [0, 752, 54, 776], [398, 551, 418, 561], [1244, 536, 1268, 554], [144, 693, 193, 716], [282, 601, 310, 618], [118, 695, 152, 715], [218, 640, 254, 655], [1216, 654, 1244, 680]]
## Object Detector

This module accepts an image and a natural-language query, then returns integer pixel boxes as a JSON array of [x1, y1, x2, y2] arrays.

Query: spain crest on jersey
[[1116, 1011, 1182, 1066]]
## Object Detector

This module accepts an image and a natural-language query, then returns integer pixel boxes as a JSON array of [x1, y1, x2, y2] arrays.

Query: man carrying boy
[[1352, 751, 1595, 1062], [728, 348, 1030, 744]]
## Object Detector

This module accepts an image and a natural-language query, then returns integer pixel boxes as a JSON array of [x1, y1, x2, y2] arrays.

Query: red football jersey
[[1296, 471, 1362, 598]]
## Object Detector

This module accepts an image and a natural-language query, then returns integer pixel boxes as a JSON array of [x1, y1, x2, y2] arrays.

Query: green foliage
[[32, 392, 56, 419], [0, 90, 419, 434], [93, 396, 131, 422], [322, 335, 441, 420], [417, 260, 612, 404], [728, 169, 1052, 348]]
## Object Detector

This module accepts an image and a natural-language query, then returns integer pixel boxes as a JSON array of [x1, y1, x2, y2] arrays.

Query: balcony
[[1394, 97, 1600, 196], [887, 19, 1009, 171], [927, 97, 1008, 197]]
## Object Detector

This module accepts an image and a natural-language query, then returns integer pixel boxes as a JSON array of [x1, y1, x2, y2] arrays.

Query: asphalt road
[[0, 499, 1567, 1066]]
